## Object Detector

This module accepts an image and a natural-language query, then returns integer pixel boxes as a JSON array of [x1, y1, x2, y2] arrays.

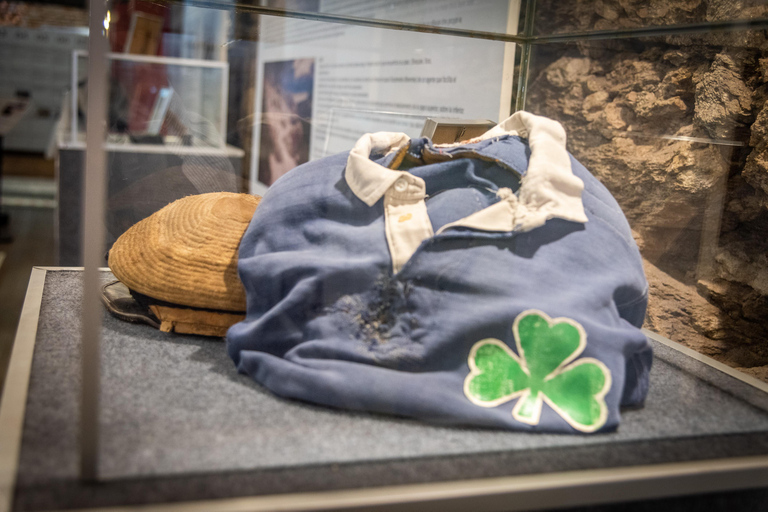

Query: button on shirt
[[228, 111, 651, 434]]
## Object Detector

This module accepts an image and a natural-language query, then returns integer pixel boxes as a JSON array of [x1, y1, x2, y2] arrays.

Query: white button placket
[[384, 174, 434, 274]]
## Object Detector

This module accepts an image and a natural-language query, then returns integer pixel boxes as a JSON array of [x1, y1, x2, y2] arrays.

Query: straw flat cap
[[108, 192, 260, 312]]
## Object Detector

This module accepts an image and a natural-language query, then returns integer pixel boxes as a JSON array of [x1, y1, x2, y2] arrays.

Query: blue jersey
[[228, 112, 651, 433]]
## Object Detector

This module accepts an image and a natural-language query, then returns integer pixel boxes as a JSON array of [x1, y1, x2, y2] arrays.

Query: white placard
[[251, 0, 520, 193]]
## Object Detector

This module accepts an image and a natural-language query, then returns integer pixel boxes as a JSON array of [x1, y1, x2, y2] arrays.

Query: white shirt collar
[[344, 111, 588, 234], [345, 131, 411, 207]]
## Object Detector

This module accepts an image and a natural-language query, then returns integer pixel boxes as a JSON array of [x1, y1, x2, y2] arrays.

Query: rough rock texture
[[535, 0, 768, 47], [529, 0, 768, 381], [645, 258, 768, 381], [743, 101, 768, 198], [694, 51, 754, 140]]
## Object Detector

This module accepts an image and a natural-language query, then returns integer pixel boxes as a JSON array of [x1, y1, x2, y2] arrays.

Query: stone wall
[[527, 0, 768, 380]]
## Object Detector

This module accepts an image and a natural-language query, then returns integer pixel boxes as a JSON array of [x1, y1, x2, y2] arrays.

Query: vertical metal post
[[81, 0, 109, 481], [514, 0, 536, 112]]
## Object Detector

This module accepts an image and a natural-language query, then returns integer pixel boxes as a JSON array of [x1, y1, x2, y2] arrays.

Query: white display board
[[250, 0, 520, 193]]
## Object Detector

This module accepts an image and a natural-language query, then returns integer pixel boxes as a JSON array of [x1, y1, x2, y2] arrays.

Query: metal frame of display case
[[79, 0, 109, 482]]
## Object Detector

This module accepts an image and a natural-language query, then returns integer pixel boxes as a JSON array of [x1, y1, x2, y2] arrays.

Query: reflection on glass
[[259, 58, 314, 185], [108, 59, 226, 147], [72, 54, 227, 148]]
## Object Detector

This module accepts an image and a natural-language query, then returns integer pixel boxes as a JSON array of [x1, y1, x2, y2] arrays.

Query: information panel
[[251, 0, 519, 192]]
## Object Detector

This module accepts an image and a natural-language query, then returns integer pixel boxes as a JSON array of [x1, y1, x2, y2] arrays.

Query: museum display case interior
[[1, 1, 768, 511]]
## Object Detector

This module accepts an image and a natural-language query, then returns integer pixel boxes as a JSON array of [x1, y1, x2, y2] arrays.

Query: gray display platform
[[4, 269, 768, 512]]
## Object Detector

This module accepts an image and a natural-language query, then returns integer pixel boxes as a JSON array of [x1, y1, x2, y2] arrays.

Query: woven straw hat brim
[[108, 192, 260, 312]]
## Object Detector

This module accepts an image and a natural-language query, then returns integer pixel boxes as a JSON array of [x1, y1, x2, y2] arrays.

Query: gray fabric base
[[12, 271, 768, 511]]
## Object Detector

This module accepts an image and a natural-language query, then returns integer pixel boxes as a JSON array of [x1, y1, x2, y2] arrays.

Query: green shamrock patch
[[463, 310, 611, 432]]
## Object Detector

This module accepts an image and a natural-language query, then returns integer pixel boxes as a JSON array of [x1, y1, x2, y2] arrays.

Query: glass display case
[[2, 1, 768, 511], [68, 51, 229, 148], [56, 49, 244, 265]]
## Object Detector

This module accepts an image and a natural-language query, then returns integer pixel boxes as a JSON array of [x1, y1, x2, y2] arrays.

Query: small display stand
[[1, 268, 767, 512], [55, 51, 244, 265]]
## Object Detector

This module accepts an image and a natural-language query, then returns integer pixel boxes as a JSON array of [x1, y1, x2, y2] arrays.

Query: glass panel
[[12, 0, 766, 506], [64, 52, 235, 260], [532, 0, 768, 35], [524, 37, 767, 381], [72, 55, 227, 149]]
